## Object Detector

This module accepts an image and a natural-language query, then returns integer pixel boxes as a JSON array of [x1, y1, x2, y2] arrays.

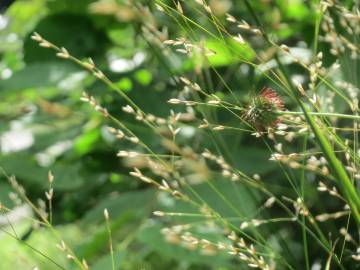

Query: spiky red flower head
[[244, 87, 284, 131], [259, 87, 284, 111]]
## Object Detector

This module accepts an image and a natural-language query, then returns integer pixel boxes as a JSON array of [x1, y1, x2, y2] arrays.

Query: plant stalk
[[275, 111, 360, 121]]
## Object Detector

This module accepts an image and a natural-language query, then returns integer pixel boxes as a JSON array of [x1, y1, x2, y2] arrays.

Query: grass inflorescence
[[1, 0, 360, 269]]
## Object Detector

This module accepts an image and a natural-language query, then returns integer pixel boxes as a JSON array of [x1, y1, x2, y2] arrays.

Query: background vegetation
[[0, 0, 359, 269]]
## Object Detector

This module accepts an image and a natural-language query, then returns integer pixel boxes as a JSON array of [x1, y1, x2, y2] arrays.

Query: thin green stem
[[105, 211, 116, 270], [0, 226, 66, 270], [297, 102, 360, 226], [300, 136, 310, 270], [276, 111, 360, 121]]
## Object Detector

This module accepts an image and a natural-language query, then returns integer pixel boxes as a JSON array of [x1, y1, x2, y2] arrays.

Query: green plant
[[1, 0, 359, 269]]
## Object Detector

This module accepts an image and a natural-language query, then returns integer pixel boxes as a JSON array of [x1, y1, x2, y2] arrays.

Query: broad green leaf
[[116, 77, 133, 92], [134, 69, 152, 86], [91, 252, 124, 270], [0, 62, 81, 94], [204, 38, 255, 67], [0, 153, 84, 190], [82, 189, 156, 224], [137, 222, 232, 267], [74, 127, 102, 156]]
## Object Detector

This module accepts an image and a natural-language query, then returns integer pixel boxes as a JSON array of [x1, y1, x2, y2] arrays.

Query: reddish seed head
[[259, 87, 284, 111], [244, 87, 285, 132]]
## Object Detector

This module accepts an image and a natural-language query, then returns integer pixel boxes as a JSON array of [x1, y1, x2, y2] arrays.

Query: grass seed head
[[244, 87, 284, 131]]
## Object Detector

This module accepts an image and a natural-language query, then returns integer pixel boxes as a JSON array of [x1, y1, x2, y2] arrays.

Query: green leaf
[[76, 212, 134, 260], [0, 182, 14, 207], [91, 252, 124, 270], [137, 222, 232, 267], [0, 62, 81, 94], [5, 0, 47, 36], [235, 146, 277, 175], [82, 189, 156, 224], [24, 13, 108, 62], [74, 127, 102, 156], [134, 69, 152, 86], [0, 153, 84, 190], [116, 77, 133, 92], [276, 0, 310, 20], [204, 38, 255, 67]]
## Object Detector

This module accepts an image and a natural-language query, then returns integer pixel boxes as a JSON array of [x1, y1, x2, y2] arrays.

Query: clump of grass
[[0, 167, 90, 270], [2, 0, 360, 269]]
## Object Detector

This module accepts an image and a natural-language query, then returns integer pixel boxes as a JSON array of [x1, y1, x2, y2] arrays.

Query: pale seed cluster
[[80, 92, 109, 117]]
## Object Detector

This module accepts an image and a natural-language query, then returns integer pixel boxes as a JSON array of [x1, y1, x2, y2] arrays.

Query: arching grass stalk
[[295, 101, 360, 226], [104, 209, 116, 270], [30, 32, 268, 245], [0, 167, 85, 270], [241, 0, 360, 226]]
